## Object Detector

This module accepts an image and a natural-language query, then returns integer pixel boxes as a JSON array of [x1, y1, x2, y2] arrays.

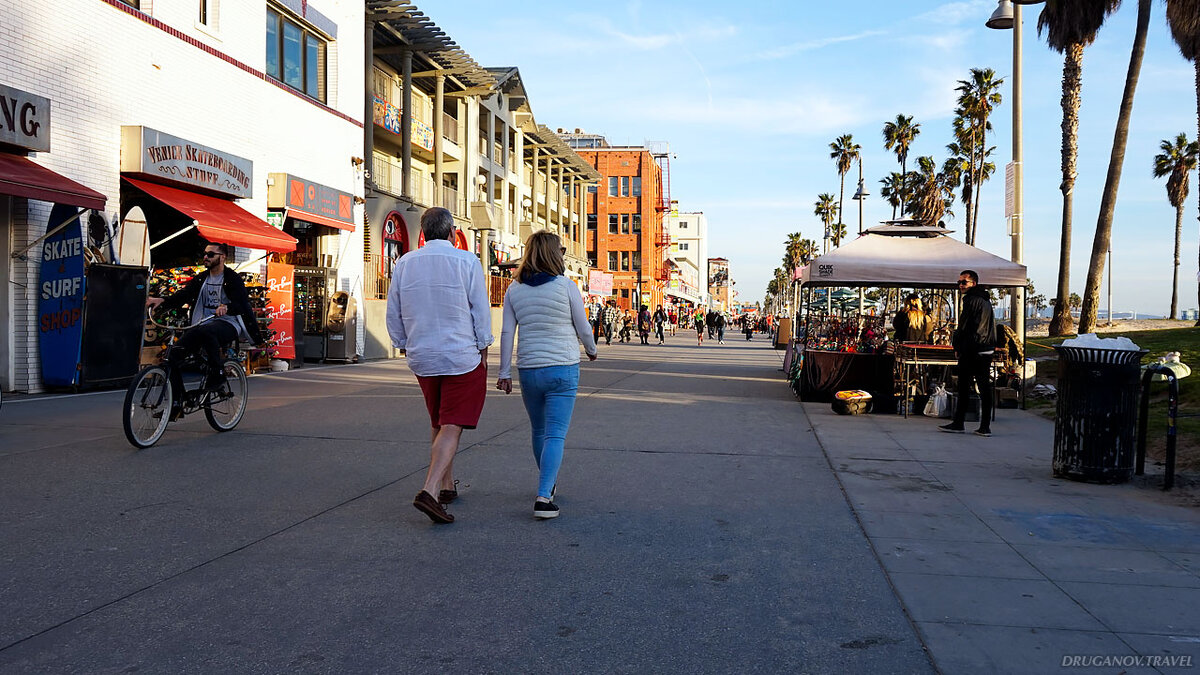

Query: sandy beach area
[[1025, 318, 1197, 338]]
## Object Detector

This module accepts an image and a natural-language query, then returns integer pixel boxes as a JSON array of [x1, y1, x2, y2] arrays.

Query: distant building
[[708, 258, 732, 312], [559, 130, 668, 310], [664, 211, 708, 313]]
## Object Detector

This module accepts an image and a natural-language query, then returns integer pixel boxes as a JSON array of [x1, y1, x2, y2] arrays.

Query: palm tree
[[1165, 0, 1200, 325], [1039, 0, 1121, 336], [880, 172, 906, 219], [1153, 133, 1199, 319], [954, 68, 1004, 245], [814, 193, 838, 252], [906, 156, 956, 227], [830, 222, 848, 248], [882, 115, 921, 213], [830, 134, 861, 235], [1079, 0, 1152, 334]]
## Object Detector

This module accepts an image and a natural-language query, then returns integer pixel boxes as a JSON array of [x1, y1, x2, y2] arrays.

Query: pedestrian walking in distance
[[695, 311, 705, 346], [387, 207, 493, 524], [940, 269, 996, 437], [602, 300, 619, 346], [715, 312, 726, 344], [496, 231, 598, 519], [653, 305, 667, 345], [637, 304, 652, 345]]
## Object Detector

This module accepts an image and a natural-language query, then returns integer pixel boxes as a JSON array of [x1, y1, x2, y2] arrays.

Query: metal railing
[[442, 113, 459, 144], [371, 154, 467, 218], [366, 253, 391, 300]]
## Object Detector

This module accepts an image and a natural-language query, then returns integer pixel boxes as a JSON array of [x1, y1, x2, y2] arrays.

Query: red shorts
[[416, 360, 488, 429]]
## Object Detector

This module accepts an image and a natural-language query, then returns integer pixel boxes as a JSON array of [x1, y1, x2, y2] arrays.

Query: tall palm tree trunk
[[837, 175, 846, 235], [1050, 44, 1084, 336], [1173, 202, 1183, 319], [1079, 0, 1152, 334], [972, 125, 985, 246], [1195, 60, 1200, 326]]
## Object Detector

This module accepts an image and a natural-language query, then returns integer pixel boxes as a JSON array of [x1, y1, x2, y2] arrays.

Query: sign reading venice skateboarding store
[[120, 126, 253, 199]]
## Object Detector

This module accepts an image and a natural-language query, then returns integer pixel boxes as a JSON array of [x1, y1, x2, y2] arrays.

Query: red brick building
[[560, 133, 667, 310]]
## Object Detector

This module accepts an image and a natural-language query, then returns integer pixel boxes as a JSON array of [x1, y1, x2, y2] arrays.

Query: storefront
[[0, 83, 109, 392], [119, 126, 297, 373], [267, 173, 356, 362]]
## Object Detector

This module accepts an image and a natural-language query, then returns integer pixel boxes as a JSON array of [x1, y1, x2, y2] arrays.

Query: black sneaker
[[205, 372, 228, 392], [974, 429, 992, 437], [939, 423, 966, 434], [534, 500, 559, 519]]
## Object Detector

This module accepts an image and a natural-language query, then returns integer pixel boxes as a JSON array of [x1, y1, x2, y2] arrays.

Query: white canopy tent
[[798, 225, 1027, 288]]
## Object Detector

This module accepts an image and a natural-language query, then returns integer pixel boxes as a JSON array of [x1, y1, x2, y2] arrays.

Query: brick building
[[560, 132, 667, 310]]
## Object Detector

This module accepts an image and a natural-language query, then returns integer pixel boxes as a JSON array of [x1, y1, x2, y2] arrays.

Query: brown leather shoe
[[413, 490, 453, 524], [438, 489, 458, 505]]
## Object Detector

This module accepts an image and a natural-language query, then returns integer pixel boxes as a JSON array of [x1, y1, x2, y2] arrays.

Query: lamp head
[[986, 0, 1014, 29]]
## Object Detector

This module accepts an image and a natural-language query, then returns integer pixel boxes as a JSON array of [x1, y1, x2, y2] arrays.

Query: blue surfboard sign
[[39, 204, 86, 387]]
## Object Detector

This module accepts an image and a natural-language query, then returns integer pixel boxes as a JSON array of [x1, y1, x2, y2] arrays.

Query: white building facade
[[664, 210, 708, 308], [1, 0, 366, 393]]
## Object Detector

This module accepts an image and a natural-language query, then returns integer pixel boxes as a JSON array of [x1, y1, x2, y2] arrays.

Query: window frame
[[608, 177, 618, 196], [632, 214, 641, 233], [620, 252, 630, 271], [587, 214, 597, 230], [632, 177, 641, 197], [608, 214, 619, 234], [266, 7, 327, 103], [620, 176, 630, 197], [620, 214, 630, 235], [608, 251, 618, 270]]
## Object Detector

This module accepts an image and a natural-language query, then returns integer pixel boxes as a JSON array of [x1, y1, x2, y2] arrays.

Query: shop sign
[[39, 204, 86, 386], [0, 83, 50, 152], [372, 95, 434, 151], [266, 261, 296, 360], [120, 126, 253, 199], [266, 211, 285, 229], [267, 174, 354, 229], [587, 270, 613, 295]]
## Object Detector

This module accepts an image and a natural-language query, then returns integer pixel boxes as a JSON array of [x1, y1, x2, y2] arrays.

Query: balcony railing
[[371, 154, 467, 217], [487, 274, 512, 307], [442, 113, 459, 144]]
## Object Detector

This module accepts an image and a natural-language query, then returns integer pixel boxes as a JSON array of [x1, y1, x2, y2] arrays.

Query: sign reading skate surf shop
[[0, 83, 51, 152], [120, 126, 253, 199]]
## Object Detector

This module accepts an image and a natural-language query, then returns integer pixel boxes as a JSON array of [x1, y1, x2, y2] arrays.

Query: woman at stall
[[495, 231, 598, 519], [892, 293, 933, 343]]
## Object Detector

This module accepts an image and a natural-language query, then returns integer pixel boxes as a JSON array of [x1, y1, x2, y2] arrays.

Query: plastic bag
[[924, 384, 949, 417]]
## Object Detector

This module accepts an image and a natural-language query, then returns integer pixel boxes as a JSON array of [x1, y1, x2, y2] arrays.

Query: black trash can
[[1052, 346, 1147, 483]]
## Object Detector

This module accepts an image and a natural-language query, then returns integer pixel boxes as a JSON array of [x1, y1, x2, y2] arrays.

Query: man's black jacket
[[159, 269, 262, 345], [952, 286, 996, 355]]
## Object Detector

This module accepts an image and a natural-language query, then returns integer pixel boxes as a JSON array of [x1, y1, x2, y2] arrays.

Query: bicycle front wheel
[[205, 359, 247, 432], [124, 366, 172, 448]]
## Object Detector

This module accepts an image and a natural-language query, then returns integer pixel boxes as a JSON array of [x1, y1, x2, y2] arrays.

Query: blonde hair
[[904, 294, 928, 333], [515, 230, 565, 281]]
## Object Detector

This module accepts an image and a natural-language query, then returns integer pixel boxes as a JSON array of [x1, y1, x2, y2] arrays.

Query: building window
[[608, 252, 618, 270], [679, 242, 689, 251], [679, 220, 688, 228], [632, 252, 641, 270], [632, 214, 641, 232], [620, 215, 630, 234], [117, 0, 140, 8], [266, 7, 327, 102], [587, 214, 597, 230], [588, 255, 597, 267], [621, 252, 630, 271], [608, 177, 618, 196], [608, 214, 619, 234], [632, 177, 641, 197], [621, 289, 629, 298], [621, 176, 630, 197]]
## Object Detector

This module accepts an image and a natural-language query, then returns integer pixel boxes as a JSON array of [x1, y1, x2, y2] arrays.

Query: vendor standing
[[892, 293, 933, 343], [940, 270, 996, 437]]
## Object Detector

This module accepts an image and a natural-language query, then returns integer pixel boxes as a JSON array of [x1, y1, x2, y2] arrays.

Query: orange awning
[[0, 153, 106, 210], [124, 177, 296, 253]]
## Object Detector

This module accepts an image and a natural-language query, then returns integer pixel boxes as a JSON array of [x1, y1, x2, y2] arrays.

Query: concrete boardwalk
[[0, 336, 1196, 673]]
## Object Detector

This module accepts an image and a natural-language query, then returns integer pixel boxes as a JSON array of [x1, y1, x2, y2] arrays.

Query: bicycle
[[122, 311, 249, 448]]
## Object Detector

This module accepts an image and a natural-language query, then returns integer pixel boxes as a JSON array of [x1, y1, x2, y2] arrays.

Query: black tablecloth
[[800, 350, 896, 412]]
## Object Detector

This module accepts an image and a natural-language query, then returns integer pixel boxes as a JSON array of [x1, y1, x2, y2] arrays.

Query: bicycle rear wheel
[[204, 359, 247, 431], [124, 366, 172, 448]]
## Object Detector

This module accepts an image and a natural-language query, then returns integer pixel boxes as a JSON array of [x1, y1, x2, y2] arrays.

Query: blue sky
[[431, 0, 1198, 317]]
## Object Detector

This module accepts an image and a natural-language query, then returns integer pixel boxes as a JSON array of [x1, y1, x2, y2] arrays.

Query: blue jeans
[[518, 363, 580, 499]]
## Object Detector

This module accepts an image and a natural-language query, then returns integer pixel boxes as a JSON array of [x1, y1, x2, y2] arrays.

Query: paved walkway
[[0, 336, 1196, 673]]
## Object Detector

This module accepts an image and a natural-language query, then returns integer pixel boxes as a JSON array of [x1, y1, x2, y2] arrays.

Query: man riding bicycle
[[145, 243, 261, 408]]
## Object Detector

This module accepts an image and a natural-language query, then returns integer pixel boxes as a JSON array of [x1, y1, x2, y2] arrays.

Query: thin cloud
[[596, 20, 737, 51], [751, 30, 888, 62], [914, 0, 994, 26]]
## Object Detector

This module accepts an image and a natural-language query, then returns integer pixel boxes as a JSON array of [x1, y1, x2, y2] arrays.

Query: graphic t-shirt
[[190, 272, 249, 340]]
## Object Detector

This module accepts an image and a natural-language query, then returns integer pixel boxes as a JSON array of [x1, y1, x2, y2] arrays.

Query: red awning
[[0, 152, 106, 211], [124, 177, 297, 253]]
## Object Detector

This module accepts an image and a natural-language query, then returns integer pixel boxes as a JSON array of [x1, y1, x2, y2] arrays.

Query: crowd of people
[[583, 301, 776, 348]]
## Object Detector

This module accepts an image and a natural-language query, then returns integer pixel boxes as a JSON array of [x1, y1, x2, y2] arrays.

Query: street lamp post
[[987, 0, 1042, 341], [852, 177, 869, 312]]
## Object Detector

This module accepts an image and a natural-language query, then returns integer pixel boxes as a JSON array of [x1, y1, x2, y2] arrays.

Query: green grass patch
[[1026, 327, 1200, 470]]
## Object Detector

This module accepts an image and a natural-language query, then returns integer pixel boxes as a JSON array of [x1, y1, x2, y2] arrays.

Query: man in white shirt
[[387, 207, 493, 524]]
